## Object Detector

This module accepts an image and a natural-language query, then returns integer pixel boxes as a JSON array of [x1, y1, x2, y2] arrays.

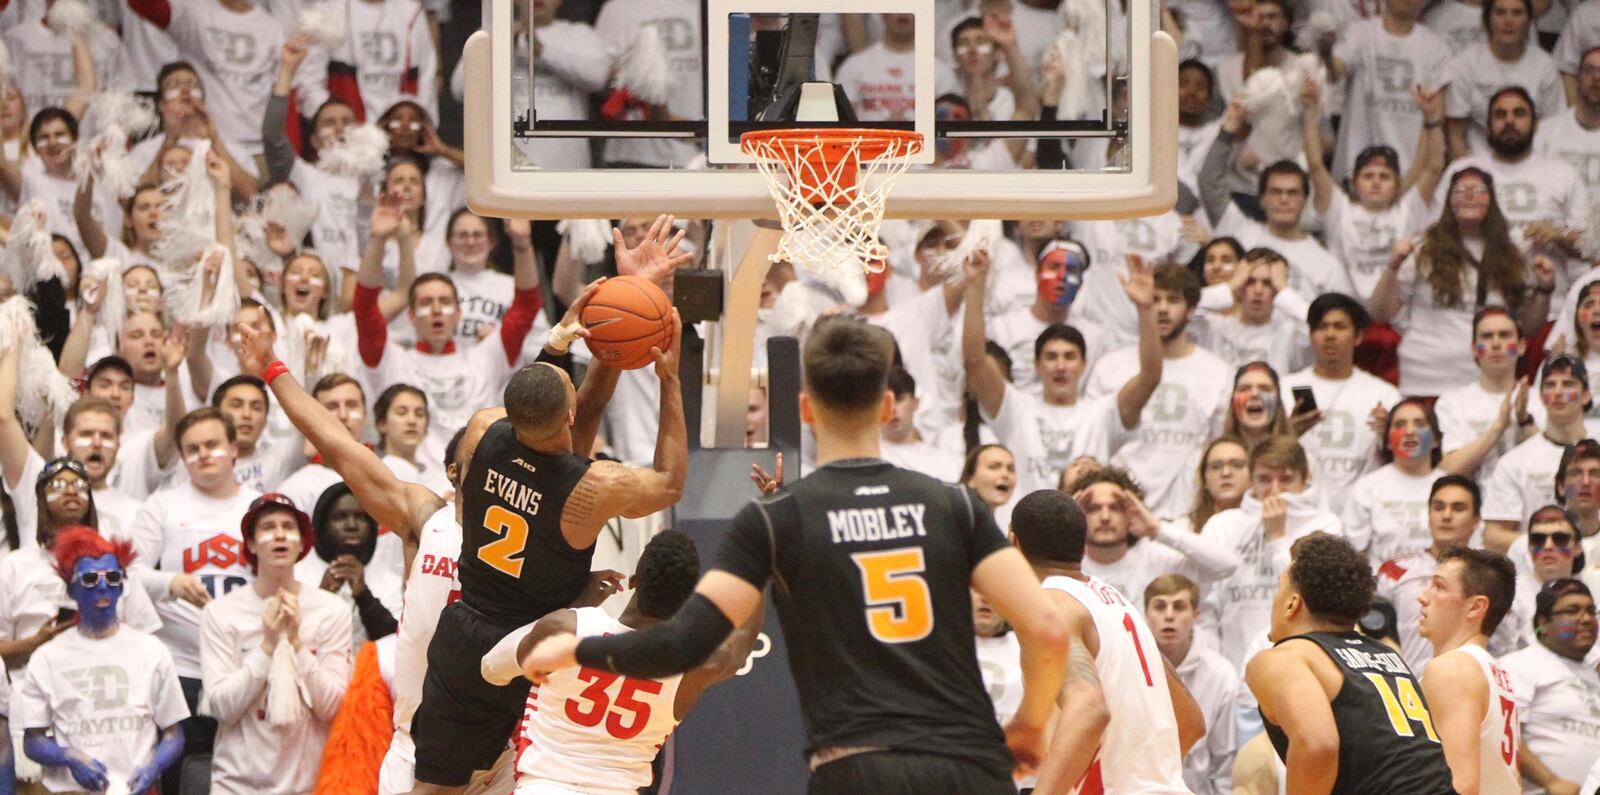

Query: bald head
[[503, 363, 573, 439]]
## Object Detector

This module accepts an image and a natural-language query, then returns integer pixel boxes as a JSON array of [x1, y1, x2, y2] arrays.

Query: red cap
[[239, 493, 314, 572]]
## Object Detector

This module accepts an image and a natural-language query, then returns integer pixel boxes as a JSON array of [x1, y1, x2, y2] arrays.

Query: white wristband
[[546, 320, 584, 354]]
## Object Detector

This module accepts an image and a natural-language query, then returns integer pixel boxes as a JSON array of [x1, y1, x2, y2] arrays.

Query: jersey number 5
[[1363, 673, 1440, 742], [852, 548, 934, 644], [477, 505, 531, 577]]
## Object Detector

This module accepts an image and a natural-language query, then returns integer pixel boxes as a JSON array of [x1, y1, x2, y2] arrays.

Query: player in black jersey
[[1248, 533, 1456, 795], [409, 287, 690, 793], [522, 317, 1071, 793]]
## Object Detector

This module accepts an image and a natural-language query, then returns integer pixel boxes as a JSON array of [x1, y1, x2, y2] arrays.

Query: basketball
[[580, 276, 674, 370]]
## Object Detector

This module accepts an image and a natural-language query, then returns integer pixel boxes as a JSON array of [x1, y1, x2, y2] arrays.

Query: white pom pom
[[558, 219, 612, 265], [1051, 29, 1094, 121], [164, 244, 240, 328], [317, 123, 390, 178], [295, 3, 348, 52], [75, 126, 142, 199], [1239, 67, 1289, 118], [615, 26, 671, 106], [0, 296, 77, 433], [86, 257, 126, 341], [45, 0, 98, 37], [1581, 188, 1600, 261], [934, 219, 1002, 280], [86, 90, 159, 140], [1057, 0, 1107, 79], [153, 140, 217, 268], [267, 633, 308, 728], [263, 189, 319, 248], [1295, 10, 1340, 51], [3, 200, 56, 294]]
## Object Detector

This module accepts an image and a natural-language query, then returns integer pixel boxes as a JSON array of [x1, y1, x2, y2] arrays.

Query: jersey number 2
[[477, 506, 530, 577], [565, 668, 663, 740], [1363, 673, 1440, 742], [852, 548, 934, 644]]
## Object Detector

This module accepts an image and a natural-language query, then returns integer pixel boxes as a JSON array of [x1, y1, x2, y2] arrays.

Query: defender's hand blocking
[[522, 633, 581, 684]]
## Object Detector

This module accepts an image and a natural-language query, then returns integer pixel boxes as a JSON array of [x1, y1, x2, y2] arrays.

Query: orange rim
[[741, 128, 923, 205]]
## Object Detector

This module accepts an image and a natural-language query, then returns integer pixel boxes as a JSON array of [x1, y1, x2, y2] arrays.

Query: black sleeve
[[262, 94, 296, 184], [353, 588, 398, 640], [32, 279, 68, 360], [710, 500, 777, 591], [575, 593, 735, 679], [954, 485, 1008, 569], [534, 346, 574, 378]]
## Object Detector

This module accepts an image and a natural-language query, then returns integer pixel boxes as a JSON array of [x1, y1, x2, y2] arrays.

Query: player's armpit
[[1163, 658, 1207, 755], [1246, 646, 1340, 795], [1419, 653, 1487, 795]]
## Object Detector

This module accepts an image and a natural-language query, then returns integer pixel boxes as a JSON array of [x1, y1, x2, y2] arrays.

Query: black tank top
[[1262, 632, 1455, 795], [458, 419, 594, 626]]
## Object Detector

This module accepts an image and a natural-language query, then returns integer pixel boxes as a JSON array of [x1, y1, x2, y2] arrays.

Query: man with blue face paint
[[963, 242, 1165, 499], [13, 526, 188, 794]]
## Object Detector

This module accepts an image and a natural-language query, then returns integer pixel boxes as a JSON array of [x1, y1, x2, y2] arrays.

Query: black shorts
[[808, 750, 1016, 795], [411, 601, 532, 787]]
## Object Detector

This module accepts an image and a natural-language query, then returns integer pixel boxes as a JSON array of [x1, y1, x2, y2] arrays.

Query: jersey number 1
[[852, 548, 934, 644], [477, 505, 531, 577]]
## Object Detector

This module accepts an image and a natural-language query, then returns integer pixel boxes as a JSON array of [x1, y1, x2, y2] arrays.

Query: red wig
[[51, 526, 137, 583]]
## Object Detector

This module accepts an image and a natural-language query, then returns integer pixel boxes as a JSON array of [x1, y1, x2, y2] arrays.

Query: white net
[[742, 130, 923, 277]]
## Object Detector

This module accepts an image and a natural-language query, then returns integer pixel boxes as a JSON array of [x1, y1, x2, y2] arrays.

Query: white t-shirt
[[1175, 645, 1239, 795], [1499, 642, 1600, 794], [316, 0, 438, 123], [1178, 121, 1223, 195], [1190, 305, 1311, 375], [835, 42, 919, 123], [363, 335, 519, 474], [878, 436, 964, 484], [1446, 42, 1567, 157], [1080, 522, 1241, 613], [200, 585, 353, 795], [13, 628, 188, 793], [592, 0, 702, 167], [1482, 433, 1566, 525], [1331, 19, 1453, 179], [288, 162, 362, 275], [112, 1, 179, 93], [1534, 104, 1600, 198], [1216, 204, 1358, 301], [870, 288, 966, 457], [985, 386, 1128, 498], [3, 17, 129, 122], [18, 164, 89, 262], [1087, 344, 1232, 518], [1389, 246, 1510, 397], [1325, 189, 1432, 304], [450, 267, 517, 347], [1424, 0, 1492, 52], [1341, 464, 1444, 568], [1279, 367, 1402, 505], [155, 0, 295, 162], [1437, 153, 1589, 276], [128, 482, 261, 678], [1554, 0, 1600, 76], [1435, 379, 1522, 477], [1197, 490, 1345, 668]]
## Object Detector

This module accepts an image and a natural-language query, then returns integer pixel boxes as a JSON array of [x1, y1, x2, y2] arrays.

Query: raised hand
[[233, 319, 277, 377], [1412, 84, 1445, 125], [614, 214, 693, 285], [505, 217, 534, 249], [281, 34, 310, 74], [1222, 98, 1249, 136], [205, 149, 230, 191], [78, 274, 104, 313], [303, 331, 328, 376], [1299, 76, 1321, 111], [651, 307, 684, 381], [964, 248, 993, 283], [751, 452, 784, 495], [261, 594, 285, 652], [1119, 253, 1154, 308], [161, 324, 189, 374], [1531, 254, 1558, 291], [982, 11, 1018, 49], [370, 191, 404, 241]]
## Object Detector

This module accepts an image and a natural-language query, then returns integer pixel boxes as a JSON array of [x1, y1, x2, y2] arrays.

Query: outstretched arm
[[1403, 86, 1448, 200], [1301, 79, 1335, 217], [1114, 255, 1161, 429], [234, 321, 443, 545], [1199, 102, 1247, 226], [960, 250, 1006, 419]]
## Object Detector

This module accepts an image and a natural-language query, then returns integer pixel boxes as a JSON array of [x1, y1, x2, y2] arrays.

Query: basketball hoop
[[741, 128, 923, 276]]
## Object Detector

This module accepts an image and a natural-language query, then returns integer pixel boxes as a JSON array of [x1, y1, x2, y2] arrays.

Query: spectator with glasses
[[14, 528, 187, 795], [1499, 577, 1600, 795], [1506, 438, 1600, 578], [1181, 437, 1251, 535], [1506, 505, 1590, 651]]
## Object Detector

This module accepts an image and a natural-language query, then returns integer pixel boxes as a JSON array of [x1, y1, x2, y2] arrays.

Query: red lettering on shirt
[[183, 535, 244, 572]]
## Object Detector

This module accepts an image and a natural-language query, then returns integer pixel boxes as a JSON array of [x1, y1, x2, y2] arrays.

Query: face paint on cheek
[[183, 448, 229, 467]]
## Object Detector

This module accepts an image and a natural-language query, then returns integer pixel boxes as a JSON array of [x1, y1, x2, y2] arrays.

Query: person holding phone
[[1281, 294, 1402, 507]]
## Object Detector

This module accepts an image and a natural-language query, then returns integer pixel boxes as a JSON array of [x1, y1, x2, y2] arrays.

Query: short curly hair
[[635, 531, 701, 620], [1288, 533, 1374, 624], [1063, 465, 1146, 502]]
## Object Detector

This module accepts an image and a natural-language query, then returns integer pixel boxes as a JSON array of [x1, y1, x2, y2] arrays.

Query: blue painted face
[[67, 553, 123, 632]]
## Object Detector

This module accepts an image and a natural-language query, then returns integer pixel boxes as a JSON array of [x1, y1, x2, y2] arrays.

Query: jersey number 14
[[1363, 673, 1440, 742]]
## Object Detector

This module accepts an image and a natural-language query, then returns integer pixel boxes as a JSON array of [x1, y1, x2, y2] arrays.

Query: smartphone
[[55, 606, 78, 625], [1292, 386, 1318, 414]]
